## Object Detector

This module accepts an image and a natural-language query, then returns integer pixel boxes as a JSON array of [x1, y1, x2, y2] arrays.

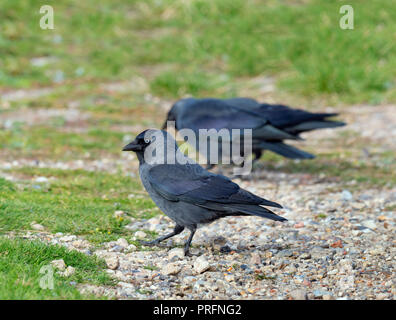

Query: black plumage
[[163, 97, 345, 167], [123, 129, 286, 255]]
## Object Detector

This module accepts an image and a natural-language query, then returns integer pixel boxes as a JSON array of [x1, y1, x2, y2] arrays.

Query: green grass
[[0, 169, 158, 243], [0, 237, 113, 299], [0, 126, 127, 160], [1, 0, 396, 103], [1, 0, 395, 300]]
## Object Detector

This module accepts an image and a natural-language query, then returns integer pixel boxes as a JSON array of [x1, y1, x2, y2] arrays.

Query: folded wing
[[148, 163, 286, 221]]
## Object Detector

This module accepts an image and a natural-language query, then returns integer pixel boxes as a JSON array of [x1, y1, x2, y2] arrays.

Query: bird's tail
[[224, 204, 287, 222], [286, 120, 346, 134], [256, 141, 315, 159]]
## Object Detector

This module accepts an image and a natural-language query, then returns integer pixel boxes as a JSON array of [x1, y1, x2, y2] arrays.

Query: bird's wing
[[224, 97, 260, 109], [180, 99, 266, 132], [147, 163, 281, 208]]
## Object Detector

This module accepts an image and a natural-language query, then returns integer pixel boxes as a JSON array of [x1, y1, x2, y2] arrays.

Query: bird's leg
[[140, 224, 184, 246], [184, 227, 196, 256]]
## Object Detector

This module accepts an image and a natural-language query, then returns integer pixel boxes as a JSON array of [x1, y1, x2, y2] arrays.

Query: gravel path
[[2, 104, 395, 300]]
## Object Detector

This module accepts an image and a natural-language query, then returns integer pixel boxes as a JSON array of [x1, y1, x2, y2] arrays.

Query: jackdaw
[[122, 129, 286, 255], [162, 97, 345, 168]]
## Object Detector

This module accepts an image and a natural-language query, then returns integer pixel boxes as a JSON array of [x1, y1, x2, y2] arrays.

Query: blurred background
[[1, 0, 396, 159], [0, 0, 395, 299]]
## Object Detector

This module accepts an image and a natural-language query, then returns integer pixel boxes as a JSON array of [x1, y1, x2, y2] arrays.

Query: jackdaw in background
[[122, 129, 286, 255], [162, 97, 345, 168]]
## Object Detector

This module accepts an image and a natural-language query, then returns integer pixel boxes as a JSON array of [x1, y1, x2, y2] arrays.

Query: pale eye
[[144, 138, 150, 144]]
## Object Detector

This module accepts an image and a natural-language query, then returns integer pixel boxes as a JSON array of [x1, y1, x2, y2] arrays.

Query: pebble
[[59, 235, 77, 242], [310, 247, 329, 260], [277, 249, 293, 258], [194, 256, 210, 274], [211, 236, 227, 251], [135, 231, 147, 239], [114, 210, 126, 218], [313, 289, 330, 298], [294, 222, 305, 228], [162, 263, 181, 276], [342, 190, 353, 201], [31, 223, 45, 231], [250, 252, 261, 264], [116, 238, 129, 248], [300, 253, 311, 259], [362, 220, 377, 229], [289, 289, 308, 300], [35, 176, 49, 183], [51, 259, 66, 271], [105, 255, 119, 270], [168, 248, 185, 260], [62, 266, 76, 277], [376, 293, 389, 300]]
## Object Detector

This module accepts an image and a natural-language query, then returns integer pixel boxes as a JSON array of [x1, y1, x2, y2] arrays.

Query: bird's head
[[122, 129, 181, 165], [122, 129, 159, 153], [162, 97, 196, 130]]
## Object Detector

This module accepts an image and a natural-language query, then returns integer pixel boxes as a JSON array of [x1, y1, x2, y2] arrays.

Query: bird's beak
[[122, 141, 141, 152]]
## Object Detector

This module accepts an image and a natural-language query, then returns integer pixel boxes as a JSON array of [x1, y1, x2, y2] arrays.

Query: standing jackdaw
[[122, 129, 286, 255]]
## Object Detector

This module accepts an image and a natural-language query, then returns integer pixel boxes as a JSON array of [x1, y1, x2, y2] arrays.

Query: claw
[[184, 248, 192, 257]]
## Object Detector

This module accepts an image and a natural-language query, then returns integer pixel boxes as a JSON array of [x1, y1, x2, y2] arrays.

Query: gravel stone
[[51, 259, 66, 271], [194, 256, 210, 274], [162, 263, 181, 276], [290, 289, 308, 300]]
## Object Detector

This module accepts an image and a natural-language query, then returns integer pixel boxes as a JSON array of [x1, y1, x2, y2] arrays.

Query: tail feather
[[254, 124, 300, 141], [286, 120, 346, 133], [260, 198, 283, 209], [256, 141, 315, 159], [224, 204, 287, 222]]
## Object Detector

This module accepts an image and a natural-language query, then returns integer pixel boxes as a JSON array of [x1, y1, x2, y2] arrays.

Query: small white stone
[[51, 259, 66, 271], [224, 274, 235, 282], [250, 252, 261, 264], [105, 255, 119, 270], [168, 248, 185, 260], [194, 256, 210, 274], [362, 220, 377, 229], [116, 238, 129, 248], [289, 289, 308, 300], [135, 231, 147, 239], [376, 293, 388, 300], [114, 210, 125, 218], [162, 263, 181, 276], [31, 223, 45, 231], [59, 235, 77, 242], [341, 190, 353, 201], [62, 266, 76, 277]]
